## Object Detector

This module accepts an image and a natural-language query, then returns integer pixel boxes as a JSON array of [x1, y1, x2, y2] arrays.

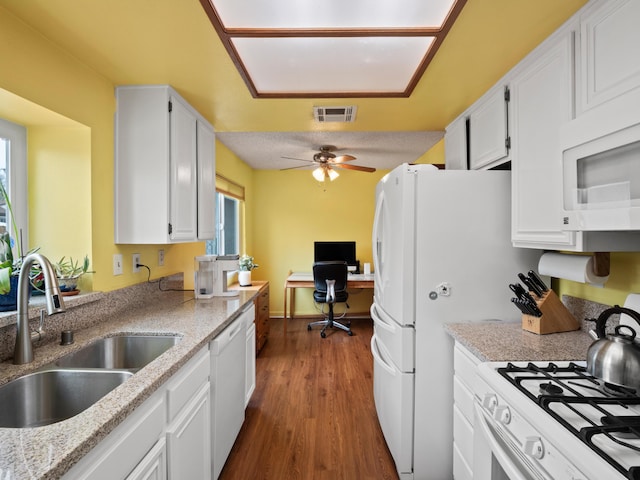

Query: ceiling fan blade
[[281, 156, 314, 163], [333, 163, 376, 173], [332, 154, 357, 163], [280, 164, 313, 171]]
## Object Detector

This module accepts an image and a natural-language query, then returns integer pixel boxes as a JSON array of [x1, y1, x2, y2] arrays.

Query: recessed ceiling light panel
[[199, 0, 467, 97], [211, 0, 457, 29], [232, 37, 435, 94]]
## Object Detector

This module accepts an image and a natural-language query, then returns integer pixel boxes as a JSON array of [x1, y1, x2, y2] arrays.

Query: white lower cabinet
[[166, 384, 211, 480], [165, 348, 211, 480], [62, 347, 212, 480], [126, 438, 167, 480], [453, 342, 480, 480], [62, 392, 166, 480]]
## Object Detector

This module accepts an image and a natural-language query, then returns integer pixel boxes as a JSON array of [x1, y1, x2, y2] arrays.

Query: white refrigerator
[[370, 163, 543, 479]]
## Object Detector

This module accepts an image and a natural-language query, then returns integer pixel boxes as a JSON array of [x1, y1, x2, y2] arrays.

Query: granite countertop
[[0, 289, 257, 480], [444, 320, 595, 363]]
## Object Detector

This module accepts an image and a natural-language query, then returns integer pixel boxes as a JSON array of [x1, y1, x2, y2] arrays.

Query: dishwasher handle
[[211, 315, 247, 354]]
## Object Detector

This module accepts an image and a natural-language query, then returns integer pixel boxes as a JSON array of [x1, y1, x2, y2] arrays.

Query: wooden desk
[[283, 272, 374, 334]]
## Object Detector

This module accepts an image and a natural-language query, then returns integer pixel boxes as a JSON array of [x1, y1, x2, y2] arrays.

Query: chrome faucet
[[13, 253, 66, 364]]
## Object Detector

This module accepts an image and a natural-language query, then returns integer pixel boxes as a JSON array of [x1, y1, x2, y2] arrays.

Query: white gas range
[[474, 360, 640, 480]]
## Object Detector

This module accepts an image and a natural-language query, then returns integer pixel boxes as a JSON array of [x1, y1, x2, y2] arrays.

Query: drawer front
[[64, 392, 166, 480], [453, 404, 474, 470], [166, 347, 210, 422], [257, 286, 269, 311], [453, 443, 473, 480], [453, 375, 475, 425], [454, 343, 480, 390]]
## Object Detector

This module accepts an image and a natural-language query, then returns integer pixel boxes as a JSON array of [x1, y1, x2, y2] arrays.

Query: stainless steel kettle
[[586, 306, 640, 392]]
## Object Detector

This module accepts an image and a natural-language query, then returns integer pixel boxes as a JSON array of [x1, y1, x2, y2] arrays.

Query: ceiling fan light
[[328, 168, 339, 181], [312, 167, 326, 182]]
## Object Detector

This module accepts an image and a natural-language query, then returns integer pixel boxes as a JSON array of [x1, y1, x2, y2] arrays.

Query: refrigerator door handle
[[370, 303, 395, 333], [370, 335, 396, 375], [372, 189, 385, 286]]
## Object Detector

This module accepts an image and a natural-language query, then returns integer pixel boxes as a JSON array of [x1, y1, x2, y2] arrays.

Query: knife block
[[521, 290, 580, 335]]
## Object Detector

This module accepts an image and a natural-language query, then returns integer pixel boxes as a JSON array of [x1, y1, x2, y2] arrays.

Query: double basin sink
[[0, 334, 181, 428]]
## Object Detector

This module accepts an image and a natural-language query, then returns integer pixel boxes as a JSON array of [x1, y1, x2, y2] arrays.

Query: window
[[207, 192, 240, 255], [206, 174, 244, 256], [0, 118, 28, 250]]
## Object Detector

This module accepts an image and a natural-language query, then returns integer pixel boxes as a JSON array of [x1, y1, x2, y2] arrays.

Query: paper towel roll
[[538, 252, 609, 286], [622, 293, 640, 332]]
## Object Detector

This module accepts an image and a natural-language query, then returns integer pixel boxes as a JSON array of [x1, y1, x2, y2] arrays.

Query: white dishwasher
[[210, 304, 253, 479]]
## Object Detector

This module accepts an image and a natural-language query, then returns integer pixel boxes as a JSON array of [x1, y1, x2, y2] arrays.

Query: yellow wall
[[251, 168, 387, 316], [416, 139, 445, 165], [0, 8, 204, 292], [556, 253, 640, 307], [215, 140, 255, 258], [28, 126, 93, 291]]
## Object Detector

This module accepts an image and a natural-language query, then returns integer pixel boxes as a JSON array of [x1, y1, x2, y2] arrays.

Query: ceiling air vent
[[313, 106, 357, 123]]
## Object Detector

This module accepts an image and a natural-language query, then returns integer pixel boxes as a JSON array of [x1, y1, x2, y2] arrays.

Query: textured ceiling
[[216, 131, 444, 170]]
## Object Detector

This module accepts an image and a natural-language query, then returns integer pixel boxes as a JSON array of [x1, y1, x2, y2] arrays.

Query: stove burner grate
[[498, 362, 640, 480], [539, 381, 564, 396]]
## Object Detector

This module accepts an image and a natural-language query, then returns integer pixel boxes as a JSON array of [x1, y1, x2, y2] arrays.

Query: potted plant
[[238, 255, 258, 287], [0, 182, 39, 309], [54, 255, 93, 295]]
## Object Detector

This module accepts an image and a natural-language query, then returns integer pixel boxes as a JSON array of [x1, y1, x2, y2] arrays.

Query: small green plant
[[53, 255, 93, 293], [0, 181, 33, 294], [0, 232, 15, 294], [238, 255, 259, 271], [54, 255, 93, 279]]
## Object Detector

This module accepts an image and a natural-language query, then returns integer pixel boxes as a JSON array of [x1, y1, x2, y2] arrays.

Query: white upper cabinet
[[560, 0, 640, 162], [115, 85, 216, 244], [448, 0, 640, 251], [468, 85, 510, 170], [577, 0, 640, 116], [197, 122, 216, 240], [510, 4, 640, 251], [168, 97, 198, 242], [444, 116, 468, 170], [510, 27, 578, 249]]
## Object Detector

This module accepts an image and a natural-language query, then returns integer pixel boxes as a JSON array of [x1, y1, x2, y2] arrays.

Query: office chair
[[307, 261, 352, 338]]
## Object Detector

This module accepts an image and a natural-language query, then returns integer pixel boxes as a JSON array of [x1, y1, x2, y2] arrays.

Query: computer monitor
[[314, 241, 358, 272]]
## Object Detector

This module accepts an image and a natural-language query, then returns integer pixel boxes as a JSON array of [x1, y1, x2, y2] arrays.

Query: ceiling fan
[[281, 145, 376, 182]]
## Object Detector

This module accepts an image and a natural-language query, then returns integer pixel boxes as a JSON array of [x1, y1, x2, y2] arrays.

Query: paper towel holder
[[538, 251, 611, 286], [592, 252, 610, 277]]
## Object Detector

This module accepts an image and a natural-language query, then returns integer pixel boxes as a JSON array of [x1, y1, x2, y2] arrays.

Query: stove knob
[[524, 436, 545, 460], [482, 394, 498, 413], [494, 405, 511, 425]]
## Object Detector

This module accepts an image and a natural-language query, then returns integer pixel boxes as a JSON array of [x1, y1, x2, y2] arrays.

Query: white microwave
[[562, 121, 640, 231]]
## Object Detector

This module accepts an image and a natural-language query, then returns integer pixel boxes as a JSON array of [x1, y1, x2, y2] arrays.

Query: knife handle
[[511, 297, 527, 314], [509, 283, 527, 298], [518, 273, 543, 298], [528, 270, 548, 292]]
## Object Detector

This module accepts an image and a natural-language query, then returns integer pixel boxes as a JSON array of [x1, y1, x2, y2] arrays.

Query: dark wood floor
[[219, 317, 399, 480]]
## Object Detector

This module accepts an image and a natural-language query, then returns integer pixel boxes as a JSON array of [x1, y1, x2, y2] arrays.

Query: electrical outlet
[[158, 249, 165, 266], [133, 253, 141, 273], [113, 254, 123, 276]]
